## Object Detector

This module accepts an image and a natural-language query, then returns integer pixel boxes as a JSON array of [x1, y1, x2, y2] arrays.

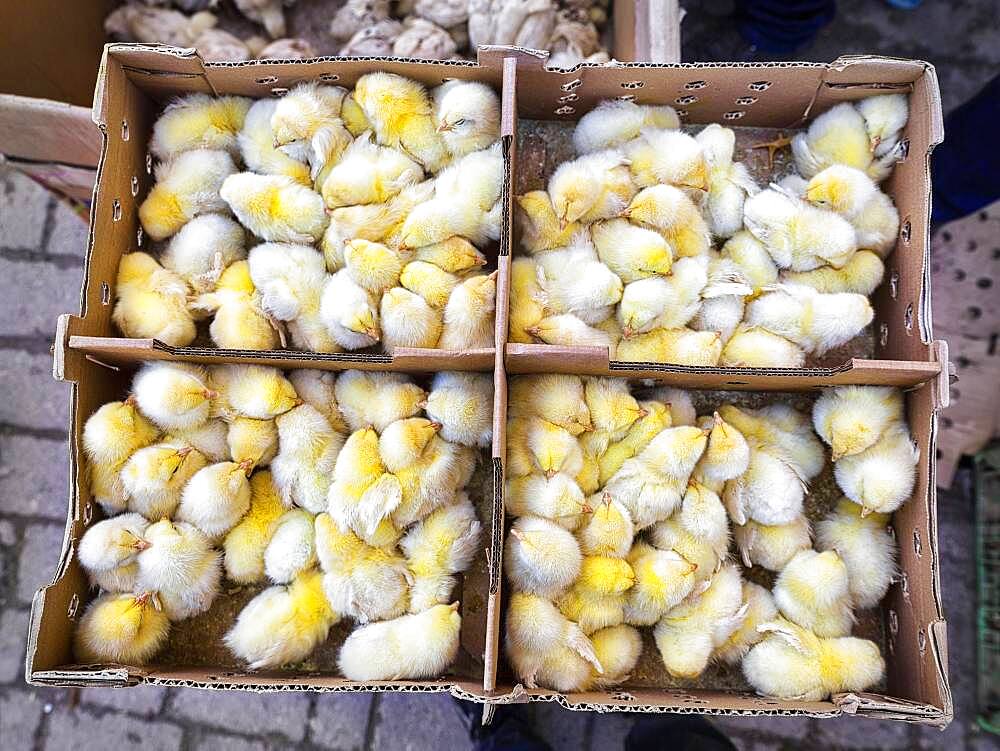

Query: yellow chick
[[625, 128, 708, 191], [414, 236, 487, 273], [380, 287, 443, 351], [90, 459, 129, 516], [696, 123, 758, 238], [592, 218, 673, 283], [804, 165, 899, 255], [585, 377, 647, 442], [345, 239, 408, 295], [598, 400, 672, 484], [78, 512, 150, 593], [136, 519, 222, 620], [624, 541, 698, 627], [834, 422, 918, 515], [287, 369, 349, 433], [576, 493, 635, 559], [139, 149, 236, 241], [319, 269, 381, 350], [211, 364, 299, 422], [223, 470, 285, 584], [392, 438, 472, 529], [74, 591, 170, 665], [150, 93, 251, 160], [176, 460, 252, 539], [504, 514, 582, 598], [790, 102, 873, 178], [314, 512, 411, 623], [508, 374, 592, 434], [745, 284, 873, 355], [719, 324, 806, 368], [816, 497, 897, 609], [549, 149, 637, 225], [263, 508, 317, 584], [653, 563, 746, 679], [192, 260, 280, 350], [321, 133, 423, 209], [400, 260, 460, 308], [220, 172, 327, 244], [813, 385, 904, 460], [573, 99, 680, 154], [237, 98, 312, 185], [721, 230, 780, 289], [616, 328, 723, 367], [773, 549, 854, 637], [112, 252, 195, 346], [334, 370, 426, 433], [733, 515, 812, 572], [271, 404, 345, 513], [506, 472, 588, 530], [83, 397, 159, 467], [161, 213, 247, 294], [523, 416, 585, 479], [133, 362, 215, 432], [648, 516, 722, 583], [695, 412, 751, 485], [723, 446, 805, 527], [227, 416, 278, 470], [401, 498, 481, 612], [516, 191, 579, 254], [645, 386, 697, 427], [558, 555, 635, 633], [575, 437, 604, 495], [378, 418, 439, 474], [339, 602, 461, 680], [439, 271, 497, 350], [425, 372, 493, 448], [527, 314, 615, 349], [856, 93, 909, 157], [719, 403, 825, 481], [714, 581, 779, 665], [353, 72, 449, 173], [328, 425, 399, 538], [623, 185, 711, 259], [433, 80, 500, 157], [743, 618, 885, 701], [340, 92, 371, 136], [588, 624, 643, 688], [617, 257, 707, 335], [121, 441, 206, 519], [781, 249, 885, 295], [225, 567, 339, 669], [270, 82, 352, 182], [537, 236, 624, 323], [677, 480, 730, 557]]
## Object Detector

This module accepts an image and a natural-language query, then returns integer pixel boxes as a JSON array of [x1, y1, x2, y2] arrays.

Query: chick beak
[[416, 400, 428, 410], [544, 468, 556, 480], [124, 394, 137, 407], [580, 422, 594, 433], [525, 325, 542, 340], [558, 218, 569, 231], [687, 561, 699, 574], [272, 139, 281, 149], [622, 326, 635, 340], [701, 427, 712, 437], [619, 208, 632, 219], [134, 591, 152, 608], [448, 601, 460, 612], [365, 326, 380, 341], [860, 505, 874, 518], [237, 458, 254, 476], [293, 398, 304, 407], [203, 389, 218, 400], [487, 270, 499, 281], [429, 421, 442, 432], [437, 122, 453, 133], [636, 407, 649, 418], [602, 492, 612, 507], [176, 446, 192, 458], [580, 503, 594, 514], [325, 206, 334, 215], [133, 538, 152, 552], [870, 135, 881, 154]]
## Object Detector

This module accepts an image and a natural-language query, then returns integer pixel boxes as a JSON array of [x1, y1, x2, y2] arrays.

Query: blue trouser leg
[[734, 0, 838, 53]]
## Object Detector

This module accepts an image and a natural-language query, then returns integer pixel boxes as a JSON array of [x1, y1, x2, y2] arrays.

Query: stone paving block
[[532, 702, 589, 750], [17, 521, 66, 603], [0, 350, 71, 432], [47, 203, 89, 258], [170, 688, 312, 742], [192, 732, 269, 751], [588, 712, 635, 750], [310, 692, 373, 750], [0, 434, 70, 520], [0, 169, 50, 249], [0, 518, 15, 544], [711, 714, 813, 741], [371, 693, 471, 751], [83, 685, 168, 717], [0, 689, 46, 747], [813, 715, 912, 749], [44, 704, 184, 751], [0, 608, 30, 682], [0, 257, 84, 339]]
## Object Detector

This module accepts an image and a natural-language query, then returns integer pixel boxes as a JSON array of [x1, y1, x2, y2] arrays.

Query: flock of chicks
[[502, 375, 918, 700], [512, 94, 909, 367], [117, 73, 501, 354], [73, 363, 494, 680]]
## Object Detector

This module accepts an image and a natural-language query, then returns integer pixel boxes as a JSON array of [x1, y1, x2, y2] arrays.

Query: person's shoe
[[452, 698, 552, 750]]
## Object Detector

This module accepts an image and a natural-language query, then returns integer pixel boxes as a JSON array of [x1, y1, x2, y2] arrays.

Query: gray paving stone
[[170, 688, 312, 742], [813, 715, 912, 749], [43, 704, 184, 751], [532, 702, 589, 750], [46, 202, 89, 258], [588, 712, 635, 750], [310, 692, 373, 750], [0, 609, 29, 682], [0, 689, 46, 748], [712, 714, 813, 741], [0, 518, 15, 544], [0, 169, 50, 249], [82, 685, 168, 717], [17, 521, 66, 603], [0, 350, 71, 432], [0, 257, 83, 339], [192, 732, 268, 751], [0, 435, 70, 520], [372, 693, 471, 751]]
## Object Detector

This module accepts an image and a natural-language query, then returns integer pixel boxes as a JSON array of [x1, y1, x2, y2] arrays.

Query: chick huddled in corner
[[512, 93, 908, 368], [74, 363, 490, 679], [502, 375, 917, 700], [123, 74, 500, 354]]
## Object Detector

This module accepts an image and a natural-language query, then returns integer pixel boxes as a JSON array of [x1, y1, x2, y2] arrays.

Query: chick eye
[[455, 118, 467, 126]]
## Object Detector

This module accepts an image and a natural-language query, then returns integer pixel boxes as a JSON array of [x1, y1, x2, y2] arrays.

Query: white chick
[[773, 549, 854, 637], [149, 93, 250, 160], [321, 133, 423, 209], [817, 497, 897, 609], [220, 172, 328, 244], [733, 516, 812, 572], [719, 325, 806, 368], [138, 149, 236, 241], [82, 397, 159, 467], [320, 269, 381, 350], [695, 411, 751, 485], [401, 498, 481, 612], [624, 128, 707, 191], [505, 472, 588, 530], [648, 516, 722, 584], [856, 93, 909, 157], [439, 271, 497, 350], [73, 591, 169, 665], [211, 364, 300, 420], [804, 165, 900, 255], [617, 256, 707, 336], [270, 82, 352, 181], [573, 100, 680, 154], [78, 512, 150, 593], [271, 404, 345, 513], [263, 509, 317, 584], [645, 386, 697, 427], [380, 287, 443, 351], [133, 362, 215, 432], [722, 403, 827, 484], [433, 80, 501, 157], [548, 149, 637, 225], [136, 519, 222, 620], [287, 369, 349, 433], [237, 98, 312, 185], [721, 230, 780, 290], [715, 581, 779, 665], [575, 493, 635, 559], [813, 385, 904, 460], [121, 441, 206, 519], [424, 372, 493, 448], [160, 213, 246, 293], [678, 480, 730, 558], [528, 314, 615, 349], [622, 184, 711, 259], [781, 249, 885, 296], [723, 446, 806, 527], [835, 422, 919, 515], [790, 102, 900, 181], [537, 241, 623, 324], [112, 252, 195, 346], [504, 515, 582, 598], [190, 260, 280, 351], [175, 461, 252, 539], [745, 284, 874, 355], [624, 542, 698, 627], [696, 124, 758, 238], [334, 370, 426, 433]]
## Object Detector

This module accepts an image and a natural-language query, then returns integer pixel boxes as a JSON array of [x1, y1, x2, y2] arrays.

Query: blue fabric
[[735, 0, 837, 53]]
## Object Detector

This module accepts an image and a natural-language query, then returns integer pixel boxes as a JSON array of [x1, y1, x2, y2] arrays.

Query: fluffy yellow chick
[[121, 441, 206, 519], [653, 563, 746, 679], [624, 541, 698, 626], [314, 512, 411, 623], [78, 512, 150, 593], [648, 516, 722, 583], [221, 172, 327, 244], [270, 82, 352, 182], [856, 93, 909, 157], [585, 377, 647, 442], [90, 459, 129, 515], [139, 149, 236, 241], [133, 362, 215, 432], [678, 480, 730, 557], [83, 397, 159, 467], [112, 252, 195, 346], [226, 416, 278, 470], [225, 567, 339, 669], [549, 149, 637, 225], [573, 99, 680, 154], [400, 260, 460, 308], [598, 401, 672, 484], [425, 372, 493, 448], [345, 239, 408, 295], [392, 438, 472, 529], [523, 417, 584, 479], [591, 218, 673, 283], [537, 235, 624, 322], [321, 134, 423, 209], [263, 508, 317, 584], [504, 515, 582, 598], [645, 386, 697, 427], [817, 497, 897, 609], [527, 314, 615, 349], [176, 460, 252, 539], [136, 519, 222, 620], [616, 328, 722, 367], [625, 128, 707, 191], [558, 555, 635, 634], [723, 446, 805, 527], [340, 92, 370, 135], [223, 470, 285, 583], [743, 618, 885, 701], [433, 80, 500, 157], [695, 412, 751, 484], [414, 236, 487, 273], [150, 93, 251, 160], [439, 271, 497, 350], [696, 123, 758, 238], [588, 624, 644, 687], [353, 72, 449, 173], [516, 191, 579, 254], [271, 404, 345, 514], [380, 287, 443, 351], [74, 591, 170, 665], [790, 102, 873, 178], [719, 403, 826, 481], [339, 602, 461, 680], [813, 385, 904, 460], [804, 165, 899, 255], [773, 549, 854, 637], [505, 472, 588, 530], [161, 213, 247, 294], [835, 422, 918, 515], [402, 498, 481, 611], [715, 581, 779, 665], [721, 230, 780, 290], [192, 260, 280, 350], [287, 369, 348, 433], [781, 249, 885, 295], [719, 324, 806, 368], [237, 98, 311, 185], [616, 249, 709, 340], [745, 284, 874, 355], [211, 365, 298, 424], [319, 269, 381, 350], [732, 515, 812, 572], [378, 418, 438, 474], [508, 374, 591, 434], [328, 425, 399, 538], [623, 185, 710, 259], [334, 370, 425, 433]]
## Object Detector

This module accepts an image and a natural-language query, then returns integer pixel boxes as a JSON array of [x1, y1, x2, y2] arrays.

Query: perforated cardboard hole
[[879, 322, 889, 347], [555, 105, 576, 115], [735, 96, 758, 105], [146, 153, 153, 174], [130, 176, 139, 197], [899, 571, 909, 597], [889, 270, 899, 298], [558, 93, 579, 103], [121, 119, 130, 141], [900, 219, 911, 243], [101, 282, 111, 305], [561, 78, 582, 91], [748, 81, 772, 91], [888, 609, 898, 635], [137, 227, 144, 247], [255, 75, 279, 85], [684, 80, 707, 90], [675, 95, 698, 105], [913, 529, 922, 557], [271, 87, 289, 97], [723, 111, 746, 120], [917, 629, 927, 654], [67, 593, 80, 619], [904, 303, 914, 334], [621, 81, 645, 89], [112, 199, 122, 221], [898, 138, 910, 159], [318, 73, 339, 82], [615, 94, 636, 103], [83, 501, 93, 524], [675, 110, 688, 118], [611, 691, 636, 701]]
